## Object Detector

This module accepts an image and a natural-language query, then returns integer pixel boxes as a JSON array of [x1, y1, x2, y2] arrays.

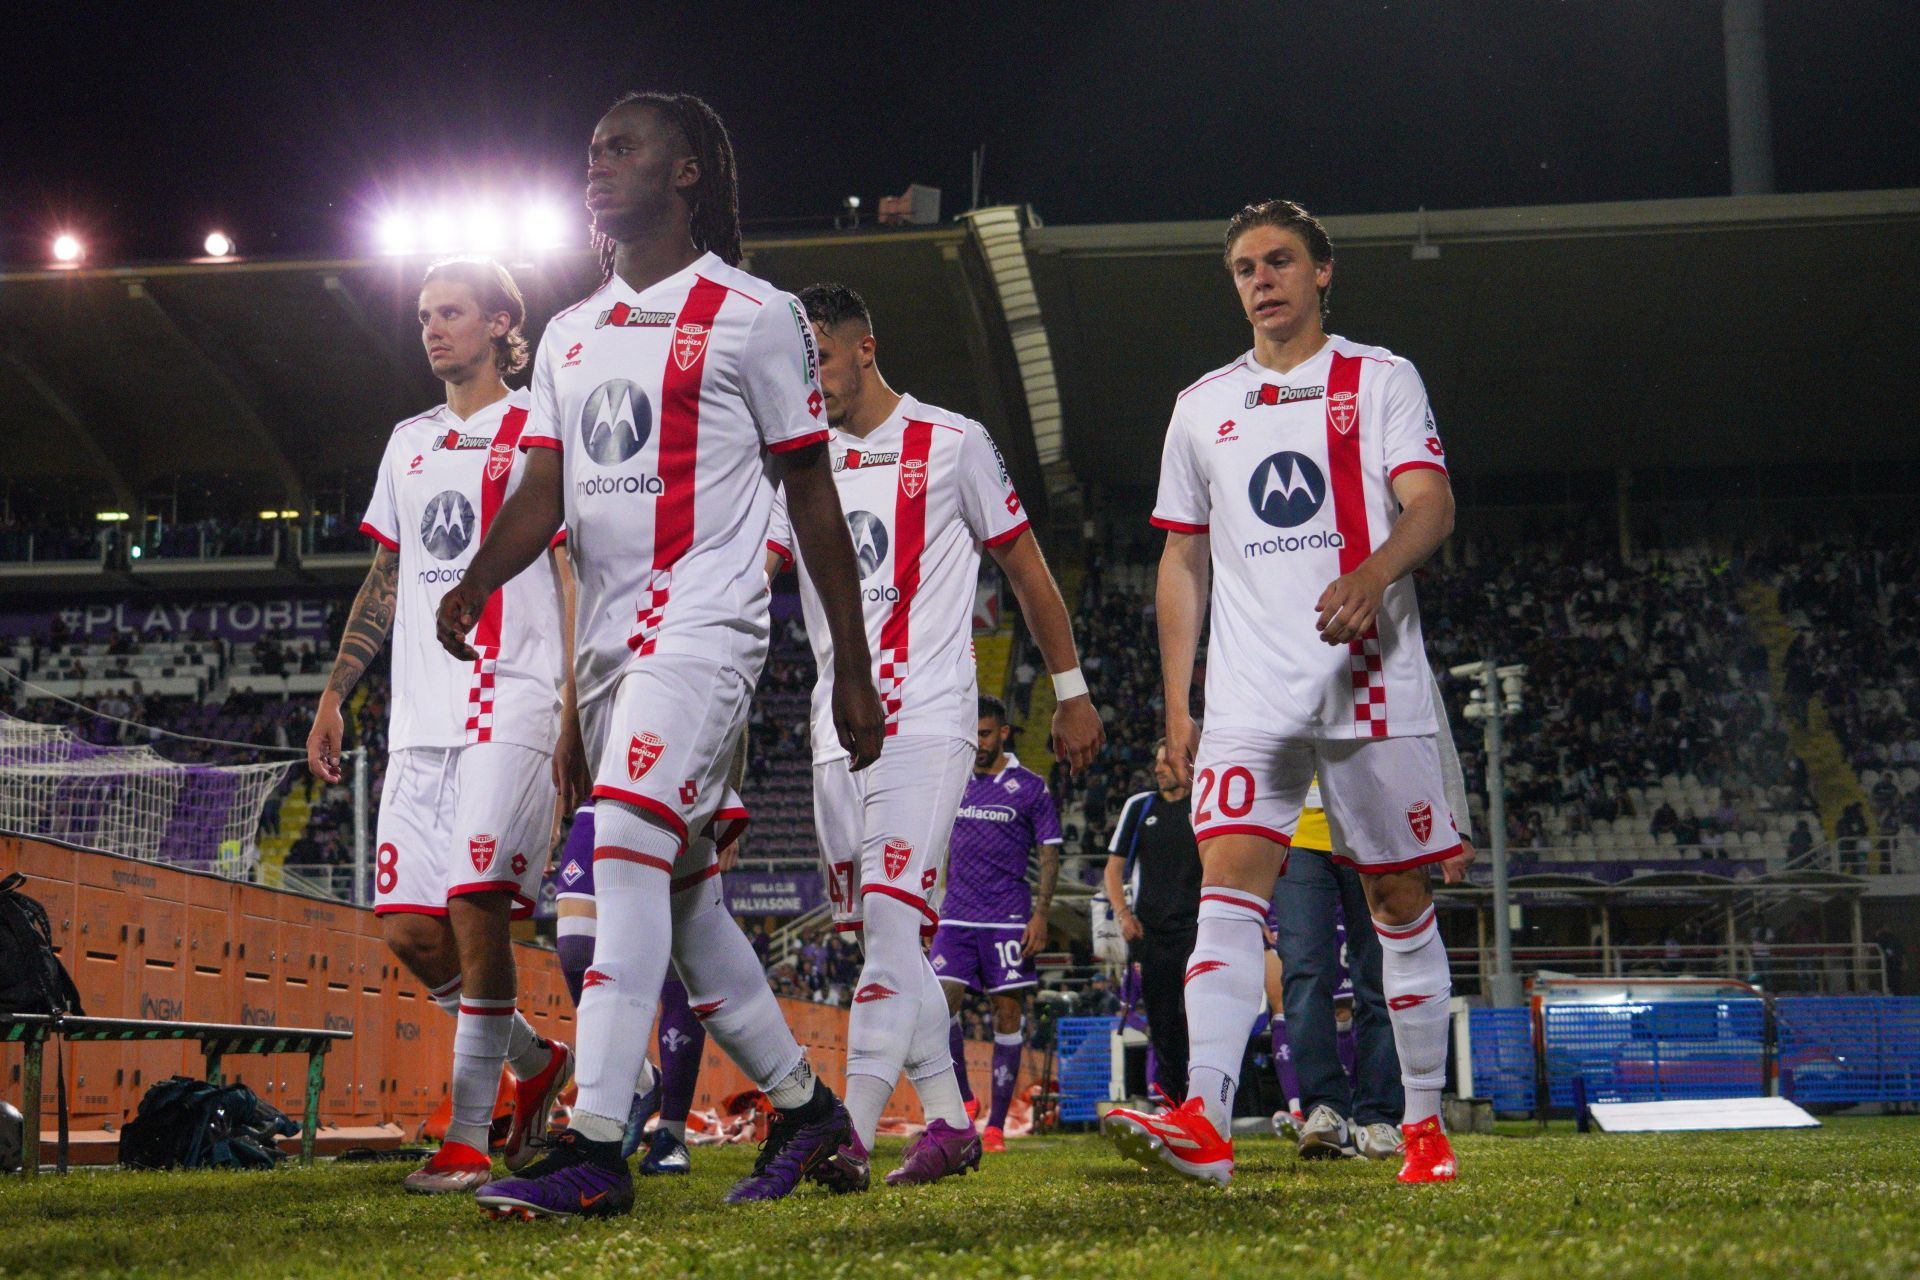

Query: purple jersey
[[942, 754, 1062, 924]]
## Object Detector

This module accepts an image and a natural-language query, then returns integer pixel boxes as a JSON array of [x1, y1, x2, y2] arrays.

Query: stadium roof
[[4, 189, 1917, 527], [0, 226, 1041, 518], [1027, 188, 1920, 496]]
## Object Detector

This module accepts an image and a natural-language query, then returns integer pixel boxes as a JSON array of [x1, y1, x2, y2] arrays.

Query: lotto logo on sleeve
[[468, 834, 497, 873], [1407, 800, 1434, 845], [627, 732, 665, 780], [883, 838, 913, 881]]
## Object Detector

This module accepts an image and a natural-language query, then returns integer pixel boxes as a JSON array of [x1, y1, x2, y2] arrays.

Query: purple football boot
[[808, 1132, 871, 1195], [884, 1119, 983, 1186], [475, 1129, 633, 1221], [724, 1087, 852, 1204]]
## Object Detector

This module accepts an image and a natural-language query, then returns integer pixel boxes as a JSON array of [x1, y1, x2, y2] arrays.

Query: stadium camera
[[1449, 660, 1490, 679], [1496, 664, 1529, 680]]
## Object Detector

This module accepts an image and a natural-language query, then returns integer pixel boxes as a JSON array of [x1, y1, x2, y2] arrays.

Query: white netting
[[0, 712, 295, 873]]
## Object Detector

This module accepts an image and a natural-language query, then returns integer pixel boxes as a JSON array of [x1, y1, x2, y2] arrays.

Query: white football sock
[[667, 841, 808, 1101], [1375, 902, 1451, 1127], [903, 949, 968, 1129], [841, 893, 935, 1148], [572, 800, 677, 1136], [448, 995, 515, 1151], [1182, 888, 1268, 1134], [431, 974, 549, 1080]]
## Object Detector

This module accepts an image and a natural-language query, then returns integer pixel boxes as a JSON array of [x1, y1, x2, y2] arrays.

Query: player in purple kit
[[932, 695, 1064, 1153]]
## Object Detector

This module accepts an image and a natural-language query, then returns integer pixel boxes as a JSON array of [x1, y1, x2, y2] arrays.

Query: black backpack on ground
[[0, 871, 85, 1173], [0, 872, 84, 1017], [119, 1076, 298, 1171]]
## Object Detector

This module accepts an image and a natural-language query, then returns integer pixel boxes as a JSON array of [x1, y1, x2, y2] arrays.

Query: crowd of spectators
[[1421, 539, 1812, 851], [1761, 534, 1920, 870], [1048, 537, 1839, 862]]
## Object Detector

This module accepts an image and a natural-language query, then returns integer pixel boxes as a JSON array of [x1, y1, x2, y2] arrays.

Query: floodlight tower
[[1455, 658, 1528, 1007]]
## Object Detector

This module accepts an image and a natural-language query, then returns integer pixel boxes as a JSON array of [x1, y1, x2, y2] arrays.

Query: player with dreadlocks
[[440, 91, 885, 1217]]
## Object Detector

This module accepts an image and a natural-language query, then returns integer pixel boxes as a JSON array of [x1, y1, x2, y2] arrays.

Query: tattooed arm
[[307, 546, 398, 783], [1024, 839, 1060, 958]]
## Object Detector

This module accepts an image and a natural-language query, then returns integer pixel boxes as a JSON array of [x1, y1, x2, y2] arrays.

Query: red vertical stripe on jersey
[[473, 405, 529, 651], [877, 421, 934, 734], [1323, 352, 1387, 737], [655, 279, 728, 570], [465, 404, 528, 745], [1323, 354, 1368, 577], [629, 277, 729, 655]]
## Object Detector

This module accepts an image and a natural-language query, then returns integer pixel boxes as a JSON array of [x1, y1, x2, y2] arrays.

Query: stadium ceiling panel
[[1025, 189, 1920, 491], [0, 229, 1042, 517]]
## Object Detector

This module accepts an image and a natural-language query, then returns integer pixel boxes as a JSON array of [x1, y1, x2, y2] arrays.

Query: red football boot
[[504, 1040, 574, 1172], [403, 1139, 493, 1194], [982, 1125, 1006, 1154], [1396, 1116, 1457, 1183], [1102, 1096, 1233, 1186], [964, 1097, 980, 1124]]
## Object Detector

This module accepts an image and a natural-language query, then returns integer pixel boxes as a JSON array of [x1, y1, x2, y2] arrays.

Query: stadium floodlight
[[464, 205, 505, 253], [258, 509, 281, 520], [95, 511, 129, 522], [521, 203, 568, 252], [51, 233, 83, 264], [422, 210, 460, 254], [377, 211, 416, 256], [203, 231, 234, 258]]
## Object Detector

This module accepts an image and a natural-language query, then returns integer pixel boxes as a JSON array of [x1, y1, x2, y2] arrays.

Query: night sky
[[7, 0, 1918, 265]]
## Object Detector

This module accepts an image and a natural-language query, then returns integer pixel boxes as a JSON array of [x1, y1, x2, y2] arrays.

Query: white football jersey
[[360, 389, 565, 753], [1152, 336, 1449, 740], [768, 394, 1029, 762], [520, 253, 829, 706]]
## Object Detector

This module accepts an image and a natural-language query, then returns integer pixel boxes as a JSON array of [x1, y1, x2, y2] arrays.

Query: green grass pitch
[[3, 1119, 1917, 1279]]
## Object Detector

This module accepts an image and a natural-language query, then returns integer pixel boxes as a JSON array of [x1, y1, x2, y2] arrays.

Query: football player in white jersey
[[1102, 201, 1470, 1187], [435, 92, 884, 1218], [764, 283, 1102, 1190], [307, 258, 574, 1195]]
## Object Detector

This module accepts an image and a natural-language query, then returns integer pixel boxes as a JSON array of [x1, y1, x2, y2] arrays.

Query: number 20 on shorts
[[1194, 766, 1255, 826]]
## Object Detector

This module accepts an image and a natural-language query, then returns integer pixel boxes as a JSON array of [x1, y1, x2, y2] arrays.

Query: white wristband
[[1051, 668, 1089, 702]]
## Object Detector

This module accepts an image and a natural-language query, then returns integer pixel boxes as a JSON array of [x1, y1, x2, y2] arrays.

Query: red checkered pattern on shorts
[[464, 645, 500, 744], [1349, 632, 1387, 737], [627, 570, 673, 656]]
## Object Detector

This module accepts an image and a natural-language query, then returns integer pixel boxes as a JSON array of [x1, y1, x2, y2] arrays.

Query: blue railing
[[1468, 996, 1920, 1115]]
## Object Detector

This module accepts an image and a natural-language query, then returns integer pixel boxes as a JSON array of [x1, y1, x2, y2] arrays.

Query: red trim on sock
[[593, 844, 676, 875]]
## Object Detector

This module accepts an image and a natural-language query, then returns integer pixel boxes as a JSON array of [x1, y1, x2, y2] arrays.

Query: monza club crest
[[1328, 389, 1358, 435], [899, 458, 927, 500], [627, 732, 666, 781], [882, 838, 913, 880], [486, 439, 513, 483], [1406, 799, 1434, 846], [672, 322, 710, 371], [468, 834, 497, 874]]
